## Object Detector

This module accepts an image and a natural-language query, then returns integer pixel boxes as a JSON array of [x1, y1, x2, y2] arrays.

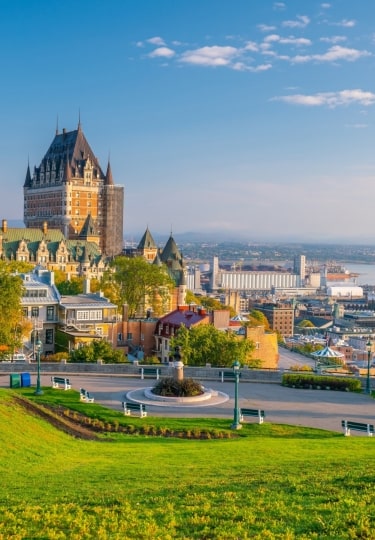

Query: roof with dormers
[[156, 306, 208, 335], [0, 227, 104, 266]]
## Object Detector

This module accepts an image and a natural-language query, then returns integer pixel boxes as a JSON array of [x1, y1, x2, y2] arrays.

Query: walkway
[[4, 372, 371, 434]]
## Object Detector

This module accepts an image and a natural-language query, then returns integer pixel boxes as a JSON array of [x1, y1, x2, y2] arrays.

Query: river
[[343, 263, 375, 286]]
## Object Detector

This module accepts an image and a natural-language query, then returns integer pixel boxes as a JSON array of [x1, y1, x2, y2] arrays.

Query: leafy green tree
[[185, 291, 235, 317], [170, 324, 254, 367], [102, 256, 174, 317], [247, 310, 270, 330], [0, 271, 24, 357], [298, 320, 315, 328], [55, 276, 84, 295], [69, 340, 125, 363], [0, 260, 33, 274]]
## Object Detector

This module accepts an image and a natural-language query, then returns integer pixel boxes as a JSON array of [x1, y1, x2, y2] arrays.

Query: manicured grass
[[1, 388, 375, 539]]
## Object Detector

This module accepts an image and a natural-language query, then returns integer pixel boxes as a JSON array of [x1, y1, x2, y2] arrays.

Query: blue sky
[[1, 0, 375, 243]]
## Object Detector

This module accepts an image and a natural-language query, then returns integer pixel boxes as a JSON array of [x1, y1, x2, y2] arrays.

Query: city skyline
[[1, 0, 375, 243]]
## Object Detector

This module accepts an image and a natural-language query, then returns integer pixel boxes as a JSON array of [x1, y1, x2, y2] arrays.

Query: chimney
[[2, 219, 7, 233], [122, 304, 129, 322], [42, 221, 48, 235], [83, 278, 91, 294]]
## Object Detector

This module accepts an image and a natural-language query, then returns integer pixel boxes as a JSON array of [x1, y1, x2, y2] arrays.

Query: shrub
[[152, 377, 204, 397], [282, 373, 362, 392]]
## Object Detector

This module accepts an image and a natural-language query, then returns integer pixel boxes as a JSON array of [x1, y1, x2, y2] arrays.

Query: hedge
[[282, 373, 362, 392]]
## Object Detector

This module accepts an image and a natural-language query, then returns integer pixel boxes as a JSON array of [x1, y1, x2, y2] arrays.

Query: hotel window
[[31, 307, 39, 317]]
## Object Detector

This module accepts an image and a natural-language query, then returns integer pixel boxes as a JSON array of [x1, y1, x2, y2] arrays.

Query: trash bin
[[10, 373, 21, 388], [21, 372, 31, 387]]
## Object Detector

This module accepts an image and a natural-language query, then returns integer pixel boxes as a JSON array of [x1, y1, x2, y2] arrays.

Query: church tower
[[23, 122, 124, 257]]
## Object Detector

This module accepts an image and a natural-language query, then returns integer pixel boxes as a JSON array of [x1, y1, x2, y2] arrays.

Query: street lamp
[[35, 339, 43, 395], [366, 340, 372, 395], [231, 360, 242, 430]]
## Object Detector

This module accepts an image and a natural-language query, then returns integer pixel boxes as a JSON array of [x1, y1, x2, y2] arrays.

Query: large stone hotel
[[23, 122, 124, 257]]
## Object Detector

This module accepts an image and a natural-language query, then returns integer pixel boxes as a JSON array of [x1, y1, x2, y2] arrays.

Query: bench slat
[[240, 408, 265, 424], [121, 401, 147, 418], [51, 376, 71, 390], [342, 420, 374, 436]]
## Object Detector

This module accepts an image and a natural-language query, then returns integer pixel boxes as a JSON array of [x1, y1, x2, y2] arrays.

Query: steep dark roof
[[160, 234, 181, 263], [79, 213, 97, 238], [24, 163, 32, 188], [41, 126, 105, 179], [105, 161, 114, 185], [138, 227, 157, 250]]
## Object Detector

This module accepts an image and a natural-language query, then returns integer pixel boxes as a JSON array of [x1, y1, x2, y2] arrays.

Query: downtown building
[[23, 122, 124, 257]]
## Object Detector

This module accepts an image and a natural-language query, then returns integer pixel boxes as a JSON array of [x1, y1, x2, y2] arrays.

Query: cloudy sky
[[1, 0, 375, 243]]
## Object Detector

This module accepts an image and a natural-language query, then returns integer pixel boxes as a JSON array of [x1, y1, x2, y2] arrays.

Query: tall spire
[[77, 108, 81, 131], [56, 114, 59, 135], [24, 159, 32, 188], [105, 159, 114, 185]]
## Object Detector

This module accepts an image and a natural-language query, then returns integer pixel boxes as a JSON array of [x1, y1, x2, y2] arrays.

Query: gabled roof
[[157, 307, 208, 330], [138, 227, 157, 250]]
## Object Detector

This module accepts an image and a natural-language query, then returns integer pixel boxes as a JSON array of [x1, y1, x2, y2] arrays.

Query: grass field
[[1, 387, 375, 539]]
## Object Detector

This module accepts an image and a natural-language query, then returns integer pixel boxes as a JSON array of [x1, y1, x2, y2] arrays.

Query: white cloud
[[321, 3, 331, 8], [346, 123, 368, 129], [290, 45, 371, 64], [149, 47, 175, 59], [320, 36, 347, 44], [233, 62, 272, 72], [264, 34, 312, 46], [272, 89, 375, 108], [244, 41, 258, 52], [333, 19, 356, 28], [257, 24, 276, 32], [264, 34, 281, 43], [180, 46, 239, 67], [251, 63, 272, 72], [314, 45, 370, 62], [282, 15, 310, 28], [147, 36, 166, 46], [273, 2, 286, 10]]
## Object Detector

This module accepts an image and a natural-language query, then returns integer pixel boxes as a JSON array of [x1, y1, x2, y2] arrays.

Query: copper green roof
[[1, 227, 103, 265]]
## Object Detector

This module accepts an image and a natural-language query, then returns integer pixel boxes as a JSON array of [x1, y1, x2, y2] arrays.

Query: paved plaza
[[3, 372, 374, 434]]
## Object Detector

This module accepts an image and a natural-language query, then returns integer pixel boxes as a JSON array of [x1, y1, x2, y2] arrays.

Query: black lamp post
[[366, 340, 372, 395], [231, 360, 242, 430], [35, 339, 43, 396]]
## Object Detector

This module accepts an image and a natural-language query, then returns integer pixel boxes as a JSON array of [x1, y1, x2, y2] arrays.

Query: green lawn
[[1, 388, 374, 539]]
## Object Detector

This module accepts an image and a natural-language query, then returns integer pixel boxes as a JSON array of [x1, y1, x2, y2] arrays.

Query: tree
[[69, 340, 125, 363], [185, 291, 236, 317], [298, 320, 315, 328], [55, 275, 84, 295], [246, 310, 270, 330], [0, 271, 24, 357], [0, 260, 33, 274], [102, 256, 174, 317], [170, 324, 254, 367]]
